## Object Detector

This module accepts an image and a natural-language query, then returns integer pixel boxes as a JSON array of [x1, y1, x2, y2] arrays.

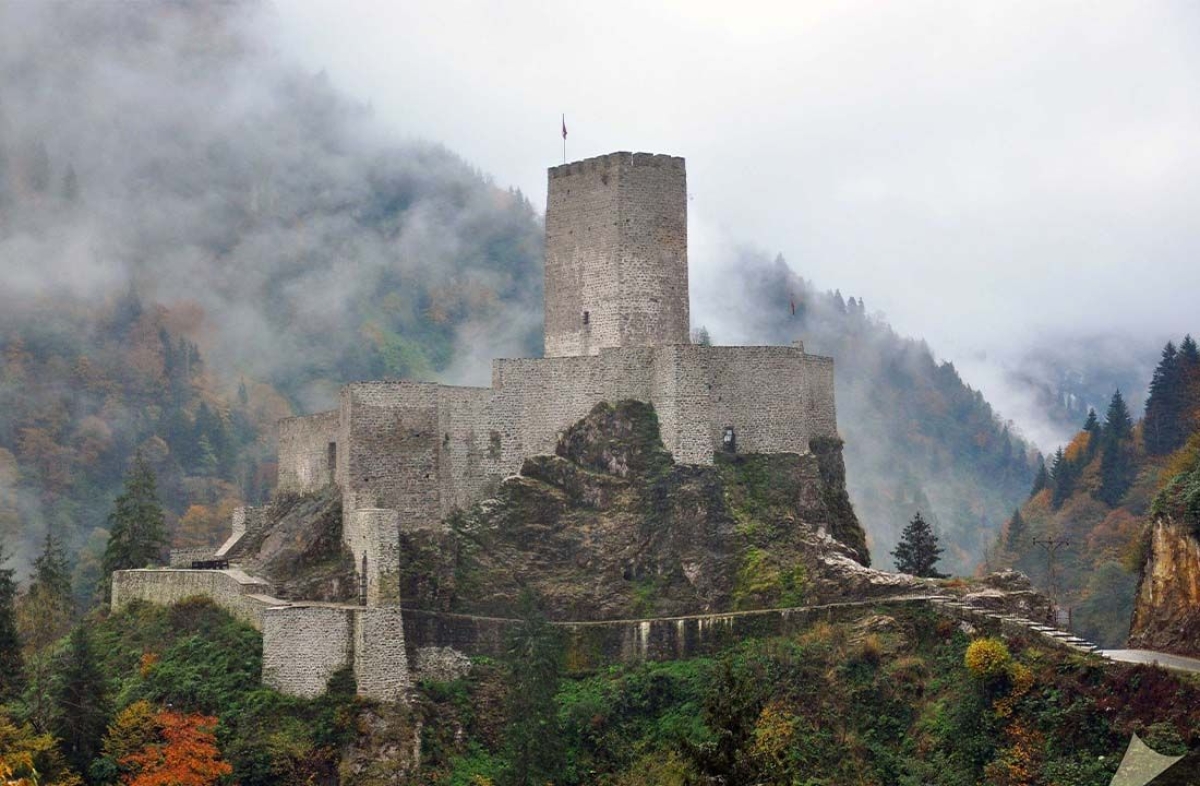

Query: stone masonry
[[275, 153, 839, 611], [120, 151, 842, 704]]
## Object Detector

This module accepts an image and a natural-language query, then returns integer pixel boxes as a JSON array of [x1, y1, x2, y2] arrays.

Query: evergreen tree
[[101, 455, 167, 595], [502, 590, 564, 786], [1144, 342, 1184, 455], [1102, 389, 1133, 443], [1050, 448, 1075, 509], [1029, 458, 1049, 498], [1181, 334, 1200, 366], [1097, 390, 1137, 506], [0, 540, 23, 701], [892, 512, 947, 578], [1082, 408, 1102, 459], [1005, 508, 1026, 551], [52, 625, 110, 775], [31, 530, 73, 609]]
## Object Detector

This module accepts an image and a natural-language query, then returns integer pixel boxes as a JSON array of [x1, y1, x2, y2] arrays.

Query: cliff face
[[1129, 516, 1200, 656], [399, 400, 920, 621]]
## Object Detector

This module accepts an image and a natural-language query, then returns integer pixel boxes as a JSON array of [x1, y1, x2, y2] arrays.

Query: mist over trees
[[692, 250, 1036, 574], [0, 1, 1041, 581]]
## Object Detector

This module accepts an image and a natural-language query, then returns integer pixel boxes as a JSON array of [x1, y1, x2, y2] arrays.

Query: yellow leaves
[[965, 637, 1011, 680], [751, 699, 797, 764]]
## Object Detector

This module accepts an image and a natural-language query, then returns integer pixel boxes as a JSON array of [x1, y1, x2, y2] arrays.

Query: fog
[[276, 0, 1200, 448]]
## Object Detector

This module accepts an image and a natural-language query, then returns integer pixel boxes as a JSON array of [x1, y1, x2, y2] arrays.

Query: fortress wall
[[403, 600, 933, 673], [436, 385, 500, 516], [168, 548, 214, 568], [262, 606, 354, 698], [340, 382, 441, 519], [353, 608, 410, 701], [703, 347, 837, 455], [111, 569, 278, 630], [347, 509, 401, 606], [277, 411, 339, 494], [653, 345, 716, 464]]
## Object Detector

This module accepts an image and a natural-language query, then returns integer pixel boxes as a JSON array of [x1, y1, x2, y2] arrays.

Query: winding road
[[1100, 649, 1200, 674]]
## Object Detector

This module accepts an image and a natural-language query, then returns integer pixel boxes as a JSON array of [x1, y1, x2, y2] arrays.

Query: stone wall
[[167, 547, 214, 568], [353, 608, 410, 701], [347, 509, 401, 606], [312, 343, 838, 547], [111, 568, 278, 630], [403, 600, 935, 673], [262, 605, 354, 698], [277, 411, 339, 494], [544, 153, 688, 357]]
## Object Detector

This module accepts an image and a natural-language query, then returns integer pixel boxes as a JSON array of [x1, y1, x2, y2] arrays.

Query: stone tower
[[543, 152, 689, 357]]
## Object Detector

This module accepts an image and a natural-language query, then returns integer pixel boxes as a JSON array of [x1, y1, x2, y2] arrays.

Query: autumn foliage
[[105, 702, 232, 786]]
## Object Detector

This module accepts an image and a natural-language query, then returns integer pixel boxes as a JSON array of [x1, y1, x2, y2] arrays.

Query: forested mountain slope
[[995, 335, 1200, 647]]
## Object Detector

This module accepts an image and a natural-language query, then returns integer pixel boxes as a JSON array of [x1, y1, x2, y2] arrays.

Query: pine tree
[[1005, 508, 1026, 551], [891, 512, 947, 578], [1102, 389, 1133, 443], [1181, 334, 1200, 366], [1082, 408, 1102, 459], [101, 455, 166, 595], [0, 540, 23, 701], [1050, 447, 1075, 508], [52, 625, 110, 776], [1144, 342, 1183, 455], [502, 590, 564, 786], [1097, 390, 1136, 506], [31, 530, 73, 610], [1029, 457, 1049, 498]]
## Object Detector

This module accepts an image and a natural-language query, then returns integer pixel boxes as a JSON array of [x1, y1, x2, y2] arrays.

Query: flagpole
[[562, 113, 566, 164]]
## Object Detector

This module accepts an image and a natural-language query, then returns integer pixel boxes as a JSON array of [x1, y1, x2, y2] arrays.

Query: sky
[[272, 1, 1200, 446]]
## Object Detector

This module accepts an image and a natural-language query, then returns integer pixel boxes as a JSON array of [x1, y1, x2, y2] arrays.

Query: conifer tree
[[502, 589, 564, 786], [1050, 447, 1075, 508], [1102, 389, 1134, 443], [31, 531, 73, 611], [101, 455, 166, 596], [1097, 390, 1137, 506], [1082, 408, 1102, 459], [1029, 458, 1049, 498], [52, 625, 110, 776], [0, 540, 23, 701], [1144, 342, 1184, 455], [1005, 508, 1026, 551], [892, 512, 947, 578], [1181, 334, 1200, 366]]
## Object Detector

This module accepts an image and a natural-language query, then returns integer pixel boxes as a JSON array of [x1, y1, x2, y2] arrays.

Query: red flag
[[562, 115, 567, 140]]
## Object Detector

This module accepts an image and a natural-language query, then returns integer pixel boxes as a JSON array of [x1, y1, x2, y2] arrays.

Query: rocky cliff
[[398, 400, 925, 620], [1128, 516, 1200, 656]]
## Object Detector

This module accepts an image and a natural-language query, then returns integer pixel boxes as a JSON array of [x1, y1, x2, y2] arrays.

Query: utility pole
[[1033, 537, 1069, 627]]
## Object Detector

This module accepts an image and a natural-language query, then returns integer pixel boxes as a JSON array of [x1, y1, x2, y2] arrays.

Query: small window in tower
[[723, 426, 737, 454], [582, 310, 590, 325], [327, 442, 337, 478]]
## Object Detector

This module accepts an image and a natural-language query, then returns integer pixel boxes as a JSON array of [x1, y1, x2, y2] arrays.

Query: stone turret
[[543, 152, 690, 357]]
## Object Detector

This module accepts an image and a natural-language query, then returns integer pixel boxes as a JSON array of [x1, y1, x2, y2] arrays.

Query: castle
[[275, 151, 837, 609], [112, 151, 840, 701]]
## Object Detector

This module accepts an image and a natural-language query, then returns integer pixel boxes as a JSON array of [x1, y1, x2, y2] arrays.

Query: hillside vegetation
[[994, 335, 1200, 646]]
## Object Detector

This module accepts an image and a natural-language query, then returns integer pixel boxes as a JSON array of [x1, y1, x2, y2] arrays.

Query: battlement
[[548, 151, 685, 179]]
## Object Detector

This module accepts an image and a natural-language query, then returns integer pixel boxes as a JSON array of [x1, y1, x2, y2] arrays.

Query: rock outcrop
[[398, 400, 924, 621], [1129, 517, 1200, 657], [232, 487, 358, 602]]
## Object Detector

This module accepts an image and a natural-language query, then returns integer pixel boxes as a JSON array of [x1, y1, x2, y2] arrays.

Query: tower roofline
[[549, 151, 684, 179]]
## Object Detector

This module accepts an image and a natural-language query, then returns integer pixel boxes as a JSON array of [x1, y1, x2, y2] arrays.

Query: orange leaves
[[114, 707, 232, 786]]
